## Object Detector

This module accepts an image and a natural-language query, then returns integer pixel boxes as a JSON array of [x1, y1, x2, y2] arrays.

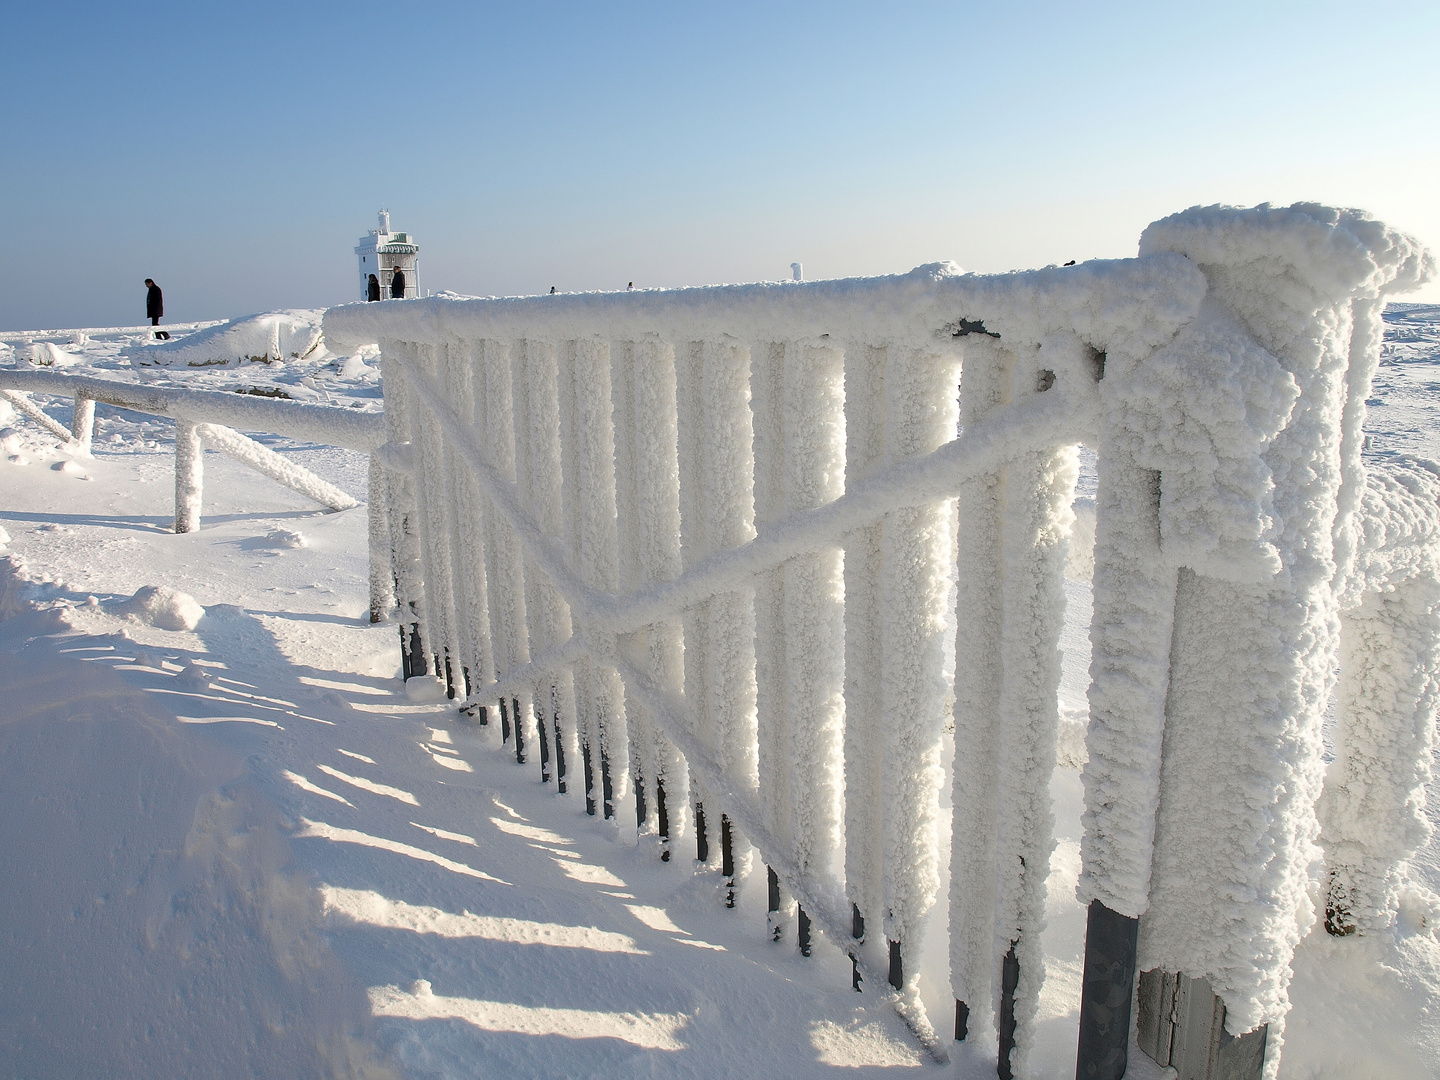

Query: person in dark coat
[[144, 279, 169, 339], [390, 268, 405, 299], [367, 273, 381, 301]]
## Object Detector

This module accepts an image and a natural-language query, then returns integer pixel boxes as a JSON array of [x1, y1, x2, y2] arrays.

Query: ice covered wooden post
[[173, 418, 203, 533], [1076, 206, 1434, 1080], [70, 392, 95, 454]]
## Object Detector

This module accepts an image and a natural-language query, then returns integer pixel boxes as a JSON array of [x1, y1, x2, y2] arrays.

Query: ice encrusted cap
[[1140, 202, 1435, 304]]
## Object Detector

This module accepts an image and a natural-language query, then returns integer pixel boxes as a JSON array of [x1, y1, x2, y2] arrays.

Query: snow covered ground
[[1, 307, 1438, 1078]]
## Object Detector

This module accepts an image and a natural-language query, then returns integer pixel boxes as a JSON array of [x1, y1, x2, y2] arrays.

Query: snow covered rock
[[131, 310, 325, 368], [13, 340, 84, 368], [114, 585, 205, 632]]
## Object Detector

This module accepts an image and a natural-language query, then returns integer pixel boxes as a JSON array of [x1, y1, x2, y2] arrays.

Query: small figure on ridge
[[390, 267, 406, 299], [144, 278, 169, 339], [367, 273, 381, 301]]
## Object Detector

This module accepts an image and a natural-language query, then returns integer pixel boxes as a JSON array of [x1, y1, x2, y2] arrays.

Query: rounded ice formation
[[117, 585, 205, 632]]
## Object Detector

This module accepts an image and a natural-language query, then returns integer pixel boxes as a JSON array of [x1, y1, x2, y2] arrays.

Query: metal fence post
[[1074, 900, 1138, 1080]]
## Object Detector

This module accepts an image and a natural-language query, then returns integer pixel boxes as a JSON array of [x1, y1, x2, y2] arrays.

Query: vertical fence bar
[[630, 337, 689, 855], [380, 355, 428, 678], [950, 337, 1011, 1046], [406, 344, 465, 698], [992, 428, 1079, 1078], [567, 338, 629, 816], [173, 417, 203, 533], [674, 342, 715, 857], [702, 339, 761, 901], [750, 340, 790, 924], [70, 392, 94, 454], [842, 342, 886, 984], [610, 340, 659, 831], [521, 335, 575, 785], [779, 338, 848, 940], [877, 343, 963, 1005], [442, 343, 497, 707], [367, 454, 396, 623]]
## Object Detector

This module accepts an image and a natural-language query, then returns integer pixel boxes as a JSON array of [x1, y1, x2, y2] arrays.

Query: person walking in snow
[[367, 273, 381, 301], [390, 267, 406, 299], [144, 278, 169, 339]]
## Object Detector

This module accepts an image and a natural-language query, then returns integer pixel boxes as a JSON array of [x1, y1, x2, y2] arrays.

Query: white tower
[[355, 210, 419, 300]]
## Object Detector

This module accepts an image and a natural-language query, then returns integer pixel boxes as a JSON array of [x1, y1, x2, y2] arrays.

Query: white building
[[355, 210, 419, 301]]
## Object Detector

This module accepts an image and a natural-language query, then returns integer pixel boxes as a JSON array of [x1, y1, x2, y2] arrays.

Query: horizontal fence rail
[[330, 204, 1438, 1080]]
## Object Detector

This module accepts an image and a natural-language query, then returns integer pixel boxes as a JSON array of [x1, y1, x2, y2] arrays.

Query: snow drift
[[133, 309, 326, 367]]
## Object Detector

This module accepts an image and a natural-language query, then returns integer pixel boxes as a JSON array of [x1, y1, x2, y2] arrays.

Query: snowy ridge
[[332, 203, 1439, 1078]]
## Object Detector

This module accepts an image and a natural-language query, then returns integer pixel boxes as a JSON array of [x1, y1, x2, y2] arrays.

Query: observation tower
[[355, 210, 419, 300]]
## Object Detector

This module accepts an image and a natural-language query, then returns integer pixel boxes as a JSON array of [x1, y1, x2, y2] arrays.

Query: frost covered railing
[[0, 369, 391, 616], [327, 204, 1437, 1080]]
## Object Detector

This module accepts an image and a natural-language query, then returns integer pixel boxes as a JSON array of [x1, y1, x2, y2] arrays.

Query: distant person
[[550, 286, 556, 294], [144, 278, 169, 339], [627, 281, 634, 290], [390, 267, 406, 299], [367, 273, 381, 301]]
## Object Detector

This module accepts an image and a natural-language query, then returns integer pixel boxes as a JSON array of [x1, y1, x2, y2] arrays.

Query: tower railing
[[325, 204, 1437, 1079]]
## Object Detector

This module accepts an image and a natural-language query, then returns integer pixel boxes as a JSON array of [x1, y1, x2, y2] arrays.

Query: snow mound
[[132, 310, 325, 367], [266, 528, 308, 549], [51, 459, 91, 480], [12, 340, 84, 368], [114, 585, 205, 631]]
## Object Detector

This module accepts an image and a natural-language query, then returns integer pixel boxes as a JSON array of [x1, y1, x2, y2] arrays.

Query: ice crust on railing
[[344, 204, 1440, 1078], [1319, 457, 1440, 937], [0, 369, 386, 452], [1082, 205, 1439, 1065]]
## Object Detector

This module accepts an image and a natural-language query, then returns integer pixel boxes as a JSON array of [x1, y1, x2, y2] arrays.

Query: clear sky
[[4, 0, 1438, 329]]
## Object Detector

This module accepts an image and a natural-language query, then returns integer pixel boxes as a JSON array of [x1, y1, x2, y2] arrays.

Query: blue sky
[[4, 0, 1438, 328]]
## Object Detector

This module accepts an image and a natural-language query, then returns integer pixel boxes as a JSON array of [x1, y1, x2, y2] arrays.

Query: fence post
[[1074, 901, 1138, 1080], [367, 455, 395, 622], [70, 392, 95, 454], [174, 417, 203, 533]]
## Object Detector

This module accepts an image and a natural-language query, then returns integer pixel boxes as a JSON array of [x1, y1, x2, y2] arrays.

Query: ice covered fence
[[326, 203, 1437, 1080]]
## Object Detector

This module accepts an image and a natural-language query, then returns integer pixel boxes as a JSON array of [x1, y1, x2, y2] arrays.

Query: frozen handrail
[[0, 368, 386, 452]]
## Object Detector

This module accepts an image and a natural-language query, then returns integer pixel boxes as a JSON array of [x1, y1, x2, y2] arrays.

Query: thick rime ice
[[326, 202, 1439, 1075], [1073, 205, 1436, 1074], [1319, 457, 1440, 936]]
